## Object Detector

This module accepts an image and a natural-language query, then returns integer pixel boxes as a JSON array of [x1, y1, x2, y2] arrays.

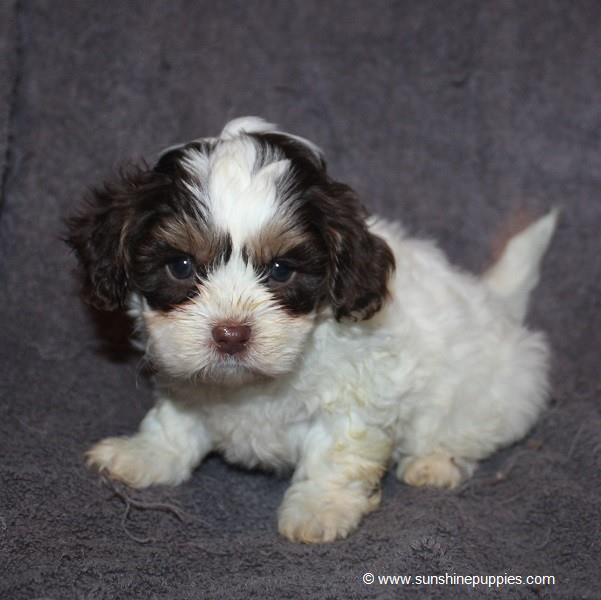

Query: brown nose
[[211, 324, 251, 355]]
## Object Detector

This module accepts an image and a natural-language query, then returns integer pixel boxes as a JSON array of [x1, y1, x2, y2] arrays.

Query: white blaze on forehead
[[162, 117, 324, 248], [203, 138, 291, 248]]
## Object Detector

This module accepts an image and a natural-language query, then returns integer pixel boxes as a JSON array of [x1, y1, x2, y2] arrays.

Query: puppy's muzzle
[[212, 324, 251, 355]]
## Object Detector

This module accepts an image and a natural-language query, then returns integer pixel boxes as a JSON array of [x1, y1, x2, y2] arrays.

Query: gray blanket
[[1, 2, 599, 598]]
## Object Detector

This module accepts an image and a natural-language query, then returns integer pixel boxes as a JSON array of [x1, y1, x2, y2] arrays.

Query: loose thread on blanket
[[102, 477, 192, 544]]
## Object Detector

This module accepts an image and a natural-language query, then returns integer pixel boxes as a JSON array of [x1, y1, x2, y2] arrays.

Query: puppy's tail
[[482, 209, 559, 322]]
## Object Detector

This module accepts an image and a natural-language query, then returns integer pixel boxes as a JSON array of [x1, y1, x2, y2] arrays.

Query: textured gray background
[[1, 1, 600, 598]]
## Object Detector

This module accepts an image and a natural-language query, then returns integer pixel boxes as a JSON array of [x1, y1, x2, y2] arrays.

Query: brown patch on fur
[[155, 216, 231, 268], [313, 182, 395, 321], [244, 217, 309, 267], [132, 217, 231, 311], [243, 216, 331, 316]]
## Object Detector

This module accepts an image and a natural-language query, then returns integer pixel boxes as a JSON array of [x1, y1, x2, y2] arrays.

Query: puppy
[[67, 117, 556, 543]]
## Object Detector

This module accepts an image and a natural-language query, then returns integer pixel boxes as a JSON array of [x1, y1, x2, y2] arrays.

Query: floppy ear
[[321, 182, 395, 321], [65, 165, 161, 311]]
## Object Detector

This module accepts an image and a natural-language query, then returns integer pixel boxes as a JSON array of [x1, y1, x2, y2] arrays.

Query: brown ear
[[321, 182, 395, 321], [65, 165, 164, 311]]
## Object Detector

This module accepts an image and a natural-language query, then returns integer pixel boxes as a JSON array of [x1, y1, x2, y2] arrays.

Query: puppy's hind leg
[[86, 396, 212, 488], [397, 452, 475, 489]]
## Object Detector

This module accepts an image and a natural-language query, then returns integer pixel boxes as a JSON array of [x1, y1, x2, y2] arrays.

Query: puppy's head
[[67, 117, 394, 384]]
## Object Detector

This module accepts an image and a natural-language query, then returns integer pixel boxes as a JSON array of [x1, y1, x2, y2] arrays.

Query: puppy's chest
[[200, 392, 312, 472]]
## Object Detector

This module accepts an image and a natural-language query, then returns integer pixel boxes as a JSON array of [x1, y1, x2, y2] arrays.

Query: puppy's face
[[67, 118, 394, 385]]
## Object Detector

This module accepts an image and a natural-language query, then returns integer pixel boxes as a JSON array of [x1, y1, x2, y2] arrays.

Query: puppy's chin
[[156, 351, 298, 387], [194, 361, 270, 387]]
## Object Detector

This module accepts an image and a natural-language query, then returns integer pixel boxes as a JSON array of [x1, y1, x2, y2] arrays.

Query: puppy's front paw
[[398, 453, 465, 489], [278, 481, 375, 543], [86, 435, 190, 488]]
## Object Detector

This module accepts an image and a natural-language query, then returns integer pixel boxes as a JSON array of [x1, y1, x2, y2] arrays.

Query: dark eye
[[166, 256, 195, 280], [268, 260, 295, 284]]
